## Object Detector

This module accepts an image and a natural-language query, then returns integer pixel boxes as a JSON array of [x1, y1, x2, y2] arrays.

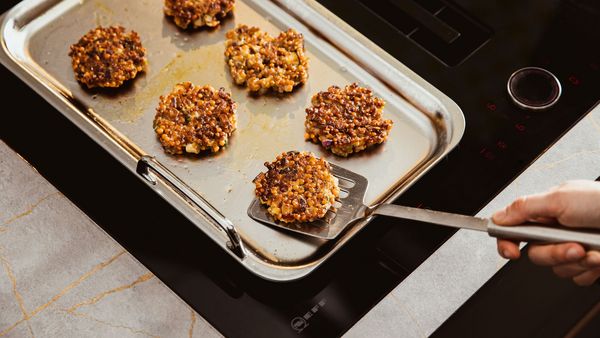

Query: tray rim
[[0, 0, 466, 282]]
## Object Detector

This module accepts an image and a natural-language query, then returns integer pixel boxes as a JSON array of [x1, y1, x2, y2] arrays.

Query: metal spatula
[[248, 164, 600, 249]]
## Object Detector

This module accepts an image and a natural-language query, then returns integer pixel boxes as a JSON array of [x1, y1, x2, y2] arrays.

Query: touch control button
[[507, 67, 562, 110]]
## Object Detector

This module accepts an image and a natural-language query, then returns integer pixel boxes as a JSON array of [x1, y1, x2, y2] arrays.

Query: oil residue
[[111, 43, 227, 122], [93, 0, 114, 26]]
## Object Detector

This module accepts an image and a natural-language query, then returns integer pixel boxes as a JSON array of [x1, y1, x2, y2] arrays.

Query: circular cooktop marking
[[507, 67, 562, 110]]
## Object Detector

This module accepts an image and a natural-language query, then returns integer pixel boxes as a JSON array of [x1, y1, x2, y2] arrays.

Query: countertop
[[0, 141, 222, 337], [1, 101, 599, 337]]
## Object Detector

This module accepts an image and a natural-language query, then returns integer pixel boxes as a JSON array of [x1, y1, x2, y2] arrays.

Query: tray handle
[[136, 156, 245, 259]]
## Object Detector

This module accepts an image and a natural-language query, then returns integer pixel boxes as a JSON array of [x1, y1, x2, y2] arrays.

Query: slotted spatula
[[248, 164, 600, 249]]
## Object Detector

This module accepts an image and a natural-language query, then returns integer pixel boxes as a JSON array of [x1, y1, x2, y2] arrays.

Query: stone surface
[[347, 106, 600, 336], [0, 141, 221, 338]]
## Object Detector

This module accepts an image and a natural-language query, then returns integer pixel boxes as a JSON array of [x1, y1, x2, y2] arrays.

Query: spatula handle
[[487, 221, 600, 251]]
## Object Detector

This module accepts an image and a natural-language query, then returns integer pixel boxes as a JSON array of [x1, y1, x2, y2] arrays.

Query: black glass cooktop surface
[[2, 0, 600, 337]]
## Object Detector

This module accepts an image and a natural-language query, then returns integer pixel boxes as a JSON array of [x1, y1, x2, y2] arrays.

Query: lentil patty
[[225, 25, 308, 94], [69, 26, 146, 88], [305, 83, 393, 157], [164, 0, 235, 29], [253, 151, 340, 223], [154, 82, 237, 155]]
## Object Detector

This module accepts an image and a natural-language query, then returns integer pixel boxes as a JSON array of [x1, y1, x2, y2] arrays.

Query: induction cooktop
[[2, 0, 600, 337]]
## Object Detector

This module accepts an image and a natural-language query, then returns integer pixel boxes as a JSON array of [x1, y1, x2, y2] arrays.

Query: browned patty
[[253, 151, 340, 223], [154, 82, 237, 155], [305, 83, 393, 157], [164, 0, 235, 29], [225, 25, 308, 94], [69, 26, 146, 88]]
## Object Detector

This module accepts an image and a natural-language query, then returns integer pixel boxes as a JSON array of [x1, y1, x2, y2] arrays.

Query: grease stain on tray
[[92, 0, 114, 26], [112, 43, 226, 122]]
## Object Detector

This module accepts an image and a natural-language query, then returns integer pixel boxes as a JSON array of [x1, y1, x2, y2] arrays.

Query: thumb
[[493, 192, 561, 226]]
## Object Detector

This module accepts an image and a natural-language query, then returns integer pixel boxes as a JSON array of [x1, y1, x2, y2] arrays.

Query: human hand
[[492, 180, 600, 286]]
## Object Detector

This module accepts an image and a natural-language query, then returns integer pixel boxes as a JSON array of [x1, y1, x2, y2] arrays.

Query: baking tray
[[0, 0, 465, 281]]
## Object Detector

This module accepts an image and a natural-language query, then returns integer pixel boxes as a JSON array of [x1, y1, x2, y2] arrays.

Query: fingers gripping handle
[[487, 221, 600, 251]]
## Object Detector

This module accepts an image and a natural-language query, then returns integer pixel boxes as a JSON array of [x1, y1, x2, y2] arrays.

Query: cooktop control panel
[[507, 67, 562, 110]]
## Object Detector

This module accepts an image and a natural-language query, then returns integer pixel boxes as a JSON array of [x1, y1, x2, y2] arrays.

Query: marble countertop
[[2, 102, 599, 337], [0, 141, 222, 337]]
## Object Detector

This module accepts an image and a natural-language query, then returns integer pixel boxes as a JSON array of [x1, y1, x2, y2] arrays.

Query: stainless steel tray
[[0, 0, 465, 281]]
